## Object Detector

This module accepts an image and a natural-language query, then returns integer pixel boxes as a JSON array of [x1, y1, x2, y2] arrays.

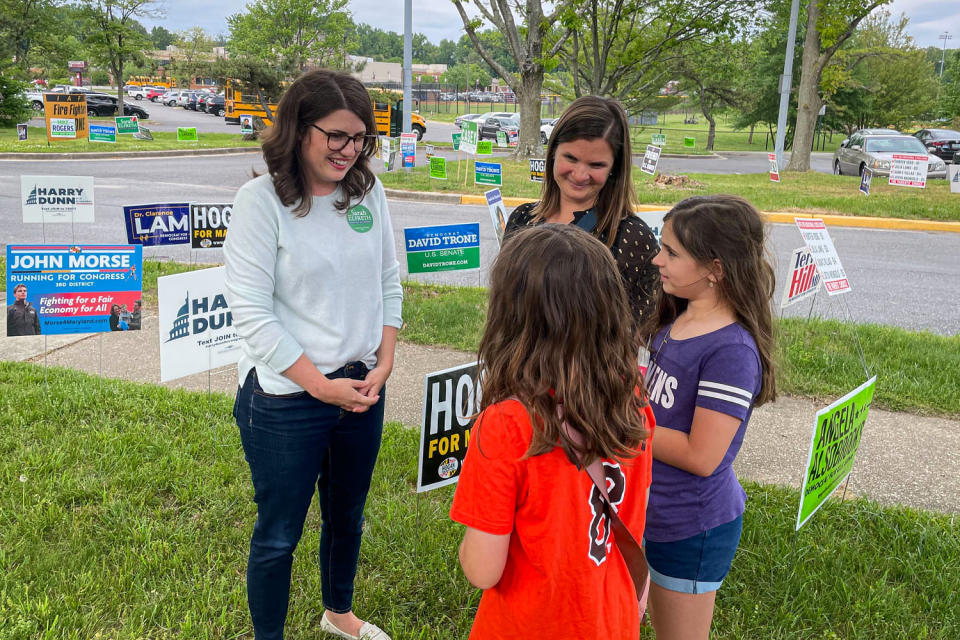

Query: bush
[[90, 69, 111, 86], [0, 73, 31, 128]]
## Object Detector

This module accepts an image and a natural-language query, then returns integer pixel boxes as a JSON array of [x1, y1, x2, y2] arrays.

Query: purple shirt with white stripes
[[644, 322, 762, 542]]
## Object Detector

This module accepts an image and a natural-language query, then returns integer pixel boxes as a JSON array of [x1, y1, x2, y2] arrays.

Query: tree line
[[2, 0, 958, 167]]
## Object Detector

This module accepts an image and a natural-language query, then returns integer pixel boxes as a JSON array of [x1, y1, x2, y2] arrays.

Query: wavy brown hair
[[477, 224, 649, 463], [532, 95, 636, 248], [260, 69, 377, 216], [653, 195, 777, 406]]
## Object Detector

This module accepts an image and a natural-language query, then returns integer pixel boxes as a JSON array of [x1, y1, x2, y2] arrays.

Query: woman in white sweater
[[224, 69, 401, 640]]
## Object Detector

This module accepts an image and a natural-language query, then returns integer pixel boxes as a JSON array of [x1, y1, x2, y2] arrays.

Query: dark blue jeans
[[234, 365, 385, 640]]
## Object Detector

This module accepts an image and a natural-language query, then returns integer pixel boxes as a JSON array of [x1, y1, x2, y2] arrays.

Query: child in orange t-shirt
[[450, 224, 654, 639]]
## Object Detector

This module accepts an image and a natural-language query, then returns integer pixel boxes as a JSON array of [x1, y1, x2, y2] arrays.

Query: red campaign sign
[[768, 153, 780, 182]]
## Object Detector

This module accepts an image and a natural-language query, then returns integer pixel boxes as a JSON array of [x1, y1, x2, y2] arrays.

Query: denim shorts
[[644, 514, 743, 594]]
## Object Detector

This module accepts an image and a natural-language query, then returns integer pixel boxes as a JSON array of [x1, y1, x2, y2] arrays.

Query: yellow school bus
[[225, 81, 279, 126], [126, 75, 177, 89], [373, 101, 427, 140]]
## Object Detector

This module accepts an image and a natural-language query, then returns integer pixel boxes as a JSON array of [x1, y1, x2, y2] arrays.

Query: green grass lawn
[[379, 159, 960, 221], [0, 125, 260, 152], [0, 363, 956, 638], [402, 281, 960, 417]]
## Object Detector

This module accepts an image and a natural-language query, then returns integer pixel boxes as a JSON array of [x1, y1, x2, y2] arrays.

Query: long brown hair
[[477, 224, 649, 462], [533, 95, 635, 248], [653, 195, 777, 405], [261, 69, 377, 215]]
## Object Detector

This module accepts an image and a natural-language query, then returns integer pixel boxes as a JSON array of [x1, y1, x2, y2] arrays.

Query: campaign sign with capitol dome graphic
[[157, 267, 241, 382], [20, 176, 95, 223]]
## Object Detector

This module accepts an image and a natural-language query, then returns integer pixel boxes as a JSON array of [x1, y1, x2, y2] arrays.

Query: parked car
[[196, 93, 210, 111], [176, 91, 196, 107], [833, 134, 946, 178], [205, 94, 226, 117], [540, 117, 558, 144], [126, 86, 153, 100], [911, 129, 960, 163], [185, 93, 200, 110], [161, 90, 182, 106], [479, 113, 520, 140], [84, 94, 149, 119], [454, 112, 485, 129], [24, 90, 45, 111], [146, 88, 166, 102]]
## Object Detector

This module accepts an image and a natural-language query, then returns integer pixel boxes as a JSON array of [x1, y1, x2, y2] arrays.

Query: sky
[[142, 0, 959, 52]]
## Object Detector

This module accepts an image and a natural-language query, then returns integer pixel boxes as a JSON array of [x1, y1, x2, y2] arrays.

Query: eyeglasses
[[309, 125, 374, 152]]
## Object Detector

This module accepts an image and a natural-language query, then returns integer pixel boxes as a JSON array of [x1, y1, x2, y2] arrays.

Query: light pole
[[774, 0, 800, 172], [939, 32, 952, 78]]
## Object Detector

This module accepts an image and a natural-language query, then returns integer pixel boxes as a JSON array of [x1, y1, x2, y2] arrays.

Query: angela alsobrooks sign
[[6, 245, 142, 335], [20, 176, 95, 223]]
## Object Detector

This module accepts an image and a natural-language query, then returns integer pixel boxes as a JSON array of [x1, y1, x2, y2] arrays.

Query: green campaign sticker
[[347, 205, 373, 233]]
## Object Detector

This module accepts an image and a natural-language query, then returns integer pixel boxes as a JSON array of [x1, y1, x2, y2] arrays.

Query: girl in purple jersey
[[644, 195, 776, 639]]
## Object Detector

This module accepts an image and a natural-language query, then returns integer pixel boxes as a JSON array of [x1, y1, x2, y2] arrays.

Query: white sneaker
[[320, 612, 392, 640]]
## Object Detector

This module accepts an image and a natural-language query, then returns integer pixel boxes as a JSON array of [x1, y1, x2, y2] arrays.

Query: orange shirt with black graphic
[[450, 399, 653, 640]]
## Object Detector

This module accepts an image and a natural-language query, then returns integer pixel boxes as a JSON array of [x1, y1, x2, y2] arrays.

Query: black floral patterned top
[[504, 201, 661, 332]]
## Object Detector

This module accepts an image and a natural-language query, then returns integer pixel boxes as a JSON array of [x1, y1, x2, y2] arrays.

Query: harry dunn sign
[[797, 376, 877, 530], [43, 93, 88, 141], [6, 245, 142, 335], [780, 247, 821, 309], [417, 361, 481, 492], [157, 267, 241, 382], [404, 223, 481, 274], [124, 203, 190, 246], [190, 203, 232, 249], [794, 218, 850, 295], [21, 176, 95, 223]]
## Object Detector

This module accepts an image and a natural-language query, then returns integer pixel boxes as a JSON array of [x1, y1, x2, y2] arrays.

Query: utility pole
[[939, 32, 952, 78], [774, 0, 800, 172], [402, 0, 412, 136]]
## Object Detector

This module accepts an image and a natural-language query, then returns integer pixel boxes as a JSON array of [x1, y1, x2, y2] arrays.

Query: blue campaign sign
[[404, 223, 480, 251], [123, 203, 191, 246], [6, 245, 143, 336]]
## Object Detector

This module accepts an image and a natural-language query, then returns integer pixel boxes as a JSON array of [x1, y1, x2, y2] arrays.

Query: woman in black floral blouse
[[504, 96, 660, 335]]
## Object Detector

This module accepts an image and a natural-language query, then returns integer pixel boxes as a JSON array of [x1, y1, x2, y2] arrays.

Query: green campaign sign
[[477, 140, 493, 155], [451, 132, 462, 151], [652, 133, 666, 146], [683, 136, 696, 149], [496, 130, 507, 147], [115, 116, 139, 134], [474, 161, 502, 186], [88, 124, 116, 143], [796, 376, 877, 530], [430, 156, 447, 180], [177, 127, 199, 142], [403, 224, 481, 273]]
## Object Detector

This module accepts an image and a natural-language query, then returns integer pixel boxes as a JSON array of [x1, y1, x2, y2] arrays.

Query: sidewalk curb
[[387, 189, 960, 233], [0, 147, 260, 161]]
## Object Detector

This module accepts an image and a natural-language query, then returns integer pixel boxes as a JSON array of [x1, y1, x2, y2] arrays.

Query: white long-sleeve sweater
[[224, 174, 403, 394]]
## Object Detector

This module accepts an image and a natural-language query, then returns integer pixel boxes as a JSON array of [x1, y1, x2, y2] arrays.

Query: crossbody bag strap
[[583, 457, 650, 622]]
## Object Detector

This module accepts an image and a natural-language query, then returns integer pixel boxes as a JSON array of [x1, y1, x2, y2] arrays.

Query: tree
[[452, 0, 573, 157], [561, 0, 756, 111], [0, 0, 61, 71], [0, 74, 32, 126], [227, 0, 353, 74], [82, 0, 158, 111], [675, 37, 747, 150], [171, 26, 216, 85], [150, 25, 175, 50], [441, 63, 491, 90], [784, 0, 889, 171]]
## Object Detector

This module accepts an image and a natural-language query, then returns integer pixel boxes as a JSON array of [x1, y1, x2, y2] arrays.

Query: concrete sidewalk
[[3, 307, 958, 516]]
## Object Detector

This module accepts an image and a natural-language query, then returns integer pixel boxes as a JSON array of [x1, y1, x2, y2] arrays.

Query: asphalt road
[[3, 152, 958, 335]]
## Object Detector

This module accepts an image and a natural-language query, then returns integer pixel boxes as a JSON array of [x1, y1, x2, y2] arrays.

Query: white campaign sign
[[485, 188, 507, 248], [949, 164, 960, 194], [460, 120, 479, 155], [21, 175, 95, 223], [780, 246, 821, 308], [157, 266, 242, 381], [888, 154, 927, 188], [794, 218, 850, 295], [635, 210, 668, 245], [641, 145, 661, 176]]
